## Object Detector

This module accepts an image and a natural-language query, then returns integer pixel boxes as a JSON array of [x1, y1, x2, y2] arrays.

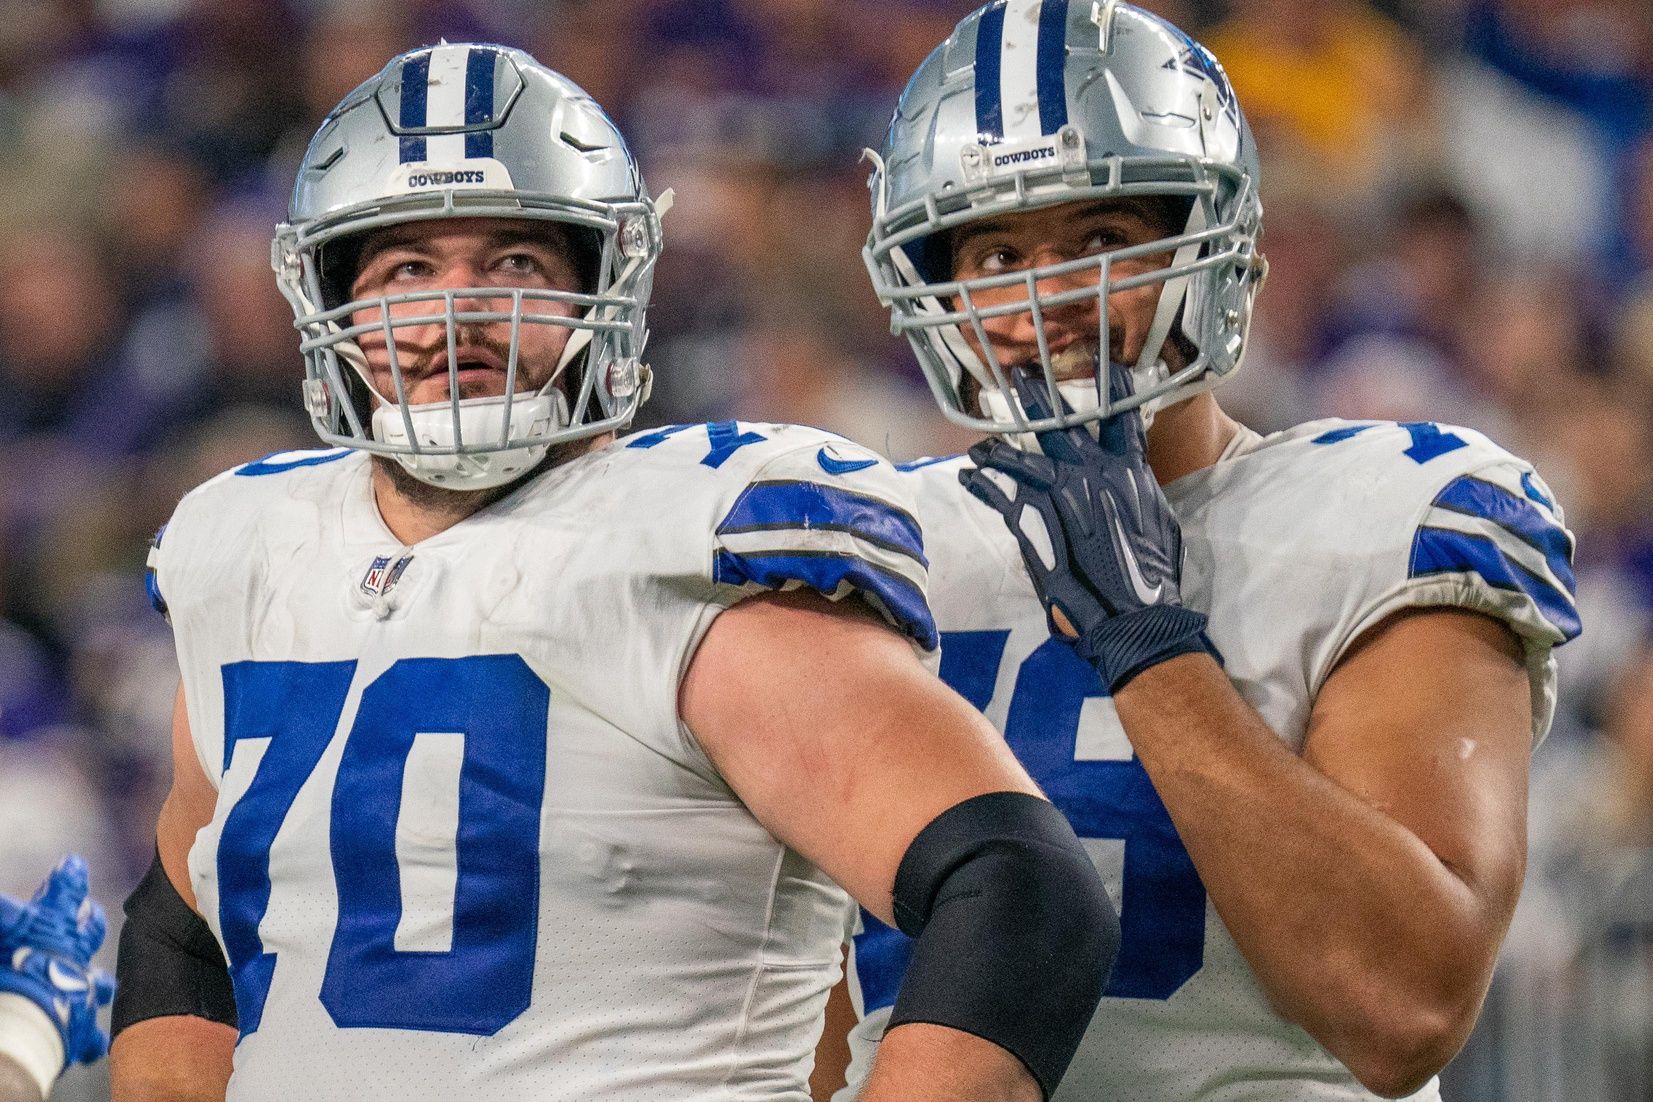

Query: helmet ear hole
[[910, 233, 953, 285], [564, 225, 603, 295], [317, 236, 366, 312]]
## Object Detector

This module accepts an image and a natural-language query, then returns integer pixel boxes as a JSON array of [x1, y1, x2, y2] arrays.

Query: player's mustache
[[382, 327, 520, 381]]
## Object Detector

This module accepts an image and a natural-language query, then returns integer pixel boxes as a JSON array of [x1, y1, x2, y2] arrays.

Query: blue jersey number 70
[[852, 632, 1206, 1010], [215, 656, 548, 1038]]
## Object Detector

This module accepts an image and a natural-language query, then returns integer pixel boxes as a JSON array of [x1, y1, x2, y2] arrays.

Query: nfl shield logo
[[360, 553, 414, 598]]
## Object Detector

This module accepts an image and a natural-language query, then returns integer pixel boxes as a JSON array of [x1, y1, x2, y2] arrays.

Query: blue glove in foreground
[[960, 367, 1218, 692], [0, 855, 117, 1072]]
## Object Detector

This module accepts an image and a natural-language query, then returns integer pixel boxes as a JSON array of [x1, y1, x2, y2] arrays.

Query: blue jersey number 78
[[853, 631, 1206, 1010]]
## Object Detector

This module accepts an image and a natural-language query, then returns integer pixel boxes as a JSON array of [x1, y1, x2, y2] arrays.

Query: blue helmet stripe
[[1035, 0, 1069, 133], [464, 47, 496, 159], [974, 1, 1007, 142], [398, 52, 430, 163]]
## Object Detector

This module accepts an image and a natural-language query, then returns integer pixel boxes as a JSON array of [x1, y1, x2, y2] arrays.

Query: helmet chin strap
[[866, 149, 986, 408], [372, 391, 571, 491], [1128, 200, 1208, 426]]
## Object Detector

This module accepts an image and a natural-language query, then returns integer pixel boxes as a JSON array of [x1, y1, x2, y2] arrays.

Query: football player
[[108, 45, 1118, 1102], [836, 2, 1581, 1100], [0, 856, 115, 1102]]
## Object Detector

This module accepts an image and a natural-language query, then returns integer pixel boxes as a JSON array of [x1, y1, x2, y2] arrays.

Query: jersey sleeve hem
[[1308, 451, 1574, 746], [1312, 570, 1560, 747]]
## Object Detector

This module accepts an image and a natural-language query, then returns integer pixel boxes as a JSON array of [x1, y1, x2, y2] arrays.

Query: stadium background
[[0, 0, 1648, 1097]]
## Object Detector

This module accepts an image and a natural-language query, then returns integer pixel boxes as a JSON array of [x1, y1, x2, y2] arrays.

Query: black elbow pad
[[887, 791, 1120, 1100], [112, 851, 237, 1036]]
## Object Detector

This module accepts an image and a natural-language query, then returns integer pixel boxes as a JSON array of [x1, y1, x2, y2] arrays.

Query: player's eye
[[974, 246, 1021, 274], [386, 258, 432, 281], [493, 252, 543, 276], [1081, 227, 1131, 255]]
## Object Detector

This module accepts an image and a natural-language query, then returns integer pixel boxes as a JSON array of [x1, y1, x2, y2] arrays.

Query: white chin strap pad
[[371, 392, 568, 491], [980, 377, 1102, 451], [979, 364, 1171, 451]]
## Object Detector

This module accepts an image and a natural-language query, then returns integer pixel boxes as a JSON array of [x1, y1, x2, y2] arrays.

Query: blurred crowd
[[1, 0, 1651, 1096]]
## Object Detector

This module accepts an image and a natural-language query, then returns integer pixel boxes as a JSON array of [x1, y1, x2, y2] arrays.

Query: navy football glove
[[0, 855, 117, 1072], [960, 367, 1217, 692]]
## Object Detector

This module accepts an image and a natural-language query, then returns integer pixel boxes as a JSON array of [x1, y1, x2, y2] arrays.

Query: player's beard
[[370, 434, 594, 518]]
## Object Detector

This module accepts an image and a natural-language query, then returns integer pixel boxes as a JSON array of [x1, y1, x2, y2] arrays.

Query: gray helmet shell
[[273, 43, 663, 488], [866, 0, 1266, 435]]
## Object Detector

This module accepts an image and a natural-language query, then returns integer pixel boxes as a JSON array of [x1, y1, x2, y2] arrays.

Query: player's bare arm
[[110, 687, 233, 1102], [0, 1055, 40, 1102], [684, 588, 1115, 1102], [1113, 609, 1528, 1096]]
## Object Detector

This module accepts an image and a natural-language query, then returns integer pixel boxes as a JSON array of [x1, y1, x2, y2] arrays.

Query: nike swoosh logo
[[47, 959, 88, 993], [1108, 505, 1163, 604], [816, 447, 878, 476]]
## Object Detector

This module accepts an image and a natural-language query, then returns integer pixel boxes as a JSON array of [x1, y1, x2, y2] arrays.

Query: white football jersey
[[842, 418, 1579, 1102], [148, 422, 935, 1102]]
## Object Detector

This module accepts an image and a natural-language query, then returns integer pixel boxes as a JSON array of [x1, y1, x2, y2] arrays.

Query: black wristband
[[1074, 605, 1217, 693]]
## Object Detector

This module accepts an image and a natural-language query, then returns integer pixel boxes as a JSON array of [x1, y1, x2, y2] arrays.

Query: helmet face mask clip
[[273, 43, 664, 491], [864, 0, 1266, 440]]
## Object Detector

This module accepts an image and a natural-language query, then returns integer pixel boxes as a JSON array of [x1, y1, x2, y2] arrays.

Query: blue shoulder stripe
[[713, 550, 938, 651], [1409, 527, 1581, 641], [1431, 475, 1575, 589], [145, 570, 168, 618], [145, 524, 168, 617], [235, 449, 353, 477], [716, 481, 925, 566]]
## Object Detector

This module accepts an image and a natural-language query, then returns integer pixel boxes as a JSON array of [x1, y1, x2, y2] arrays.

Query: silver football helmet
[[273, 43, 664, 490], [865, 0, 1266, 435]]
